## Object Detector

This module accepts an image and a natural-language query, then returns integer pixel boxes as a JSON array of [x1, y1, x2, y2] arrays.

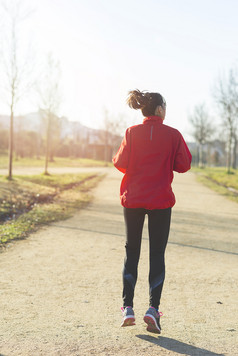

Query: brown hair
[[126, 89, 166, 117]]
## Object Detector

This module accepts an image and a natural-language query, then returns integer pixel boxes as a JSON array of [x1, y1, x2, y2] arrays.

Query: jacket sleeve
[[112, 128, 130, 173], [173, 134, 192, 173]]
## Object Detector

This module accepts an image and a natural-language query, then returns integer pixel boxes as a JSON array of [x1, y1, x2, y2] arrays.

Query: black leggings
[[123, 207, 171, 309]]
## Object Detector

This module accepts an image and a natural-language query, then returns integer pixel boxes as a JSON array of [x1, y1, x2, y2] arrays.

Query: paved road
[[0, 168, 237, 355]]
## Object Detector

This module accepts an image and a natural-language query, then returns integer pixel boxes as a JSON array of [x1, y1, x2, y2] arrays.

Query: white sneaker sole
[[121, 316, 136, 327], [144, 314, 161, 334]]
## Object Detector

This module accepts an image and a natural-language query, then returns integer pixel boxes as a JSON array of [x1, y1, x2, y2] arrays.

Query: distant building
[[1, 112, 228, 165]]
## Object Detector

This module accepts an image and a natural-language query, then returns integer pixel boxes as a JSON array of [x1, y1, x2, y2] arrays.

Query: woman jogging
[[113, 89, 192, 334]]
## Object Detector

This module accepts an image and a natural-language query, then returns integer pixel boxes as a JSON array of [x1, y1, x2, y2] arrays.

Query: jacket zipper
[[150, 125, 153, 141]]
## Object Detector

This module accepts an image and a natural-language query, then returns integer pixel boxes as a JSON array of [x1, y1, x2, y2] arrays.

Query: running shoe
[[143, 307, 163, 334], [120, 306, 135, 327]]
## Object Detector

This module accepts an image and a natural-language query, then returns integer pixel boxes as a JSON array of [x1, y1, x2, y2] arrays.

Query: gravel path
[[0, 168, 237, 356]]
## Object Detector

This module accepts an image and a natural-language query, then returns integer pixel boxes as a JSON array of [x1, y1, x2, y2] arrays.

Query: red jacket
[[113, 116, 192, 209]]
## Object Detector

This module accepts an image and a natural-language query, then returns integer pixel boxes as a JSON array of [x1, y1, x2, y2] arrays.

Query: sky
[[1, 0, 238, 140]]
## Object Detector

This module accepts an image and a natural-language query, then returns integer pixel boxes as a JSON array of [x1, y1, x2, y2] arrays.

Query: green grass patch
[[0, 155, 112, 169], [192, 167, 238, 203], [16, 173, 95, 190], [0, 173, 104, 246]]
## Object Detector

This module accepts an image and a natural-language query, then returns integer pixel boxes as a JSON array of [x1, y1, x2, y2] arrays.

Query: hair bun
[[126, 89, 149, 109], [126, 89, 165, 117]]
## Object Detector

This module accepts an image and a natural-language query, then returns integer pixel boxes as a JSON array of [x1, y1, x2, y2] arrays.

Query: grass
[[191, 166, 238, 203], [0, 172, 104, 246], [16, 173, 96, 190], [0, 155, 112, 169]]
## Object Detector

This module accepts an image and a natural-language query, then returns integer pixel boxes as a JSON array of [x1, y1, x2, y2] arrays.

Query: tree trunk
[[232, 135, 237, 169], [44, 114, 51, 175], [207, 142, 211, 167], [8, 110, 14, 180], [199, 143, 203, 168], [196, 145, 199, 166], [227, 129, 232, 173]]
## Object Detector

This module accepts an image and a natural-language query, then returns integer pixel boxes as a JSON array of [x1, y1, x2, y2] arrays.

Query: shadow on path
[[136, 335, 224, 356], [49, 224, 238, 256]]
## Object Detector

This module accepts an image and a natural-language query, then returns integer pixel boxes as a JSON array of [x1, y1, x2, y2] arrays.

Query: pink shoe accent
[[121, 306, 133, 311], [149, 306, 163, 316]]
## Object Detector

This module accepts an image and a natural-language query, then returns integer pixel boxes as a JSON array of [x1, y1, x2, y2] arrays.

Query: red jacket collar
[[143, 116, 163, 124]]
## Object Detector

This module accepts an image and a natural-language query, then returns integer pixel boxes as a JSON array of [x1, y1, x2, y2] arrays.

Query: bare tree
[[189, 103, 214, 167], [213, 68, 238, 172], [0, 0, 34, 180], [38, 54, 62, 175]]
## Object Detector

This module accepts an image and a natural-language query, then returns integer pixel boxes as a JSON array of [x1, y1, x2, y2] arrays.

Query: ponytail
[[126, 89, 151, 109], [127, 89, 166, 117]]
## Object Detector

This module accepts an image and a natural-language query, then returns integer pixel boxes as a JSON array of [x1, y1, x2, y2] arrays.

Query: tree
[[37, 54, 62, 175], [0, 0, 34, 179], [189, 103, 214, 167], [213, 68, 238, 172]]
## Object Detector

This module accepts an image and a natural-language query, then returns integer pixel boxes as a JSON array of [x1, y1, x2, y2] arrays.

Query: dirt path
[[0, 169, 237, 356]]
